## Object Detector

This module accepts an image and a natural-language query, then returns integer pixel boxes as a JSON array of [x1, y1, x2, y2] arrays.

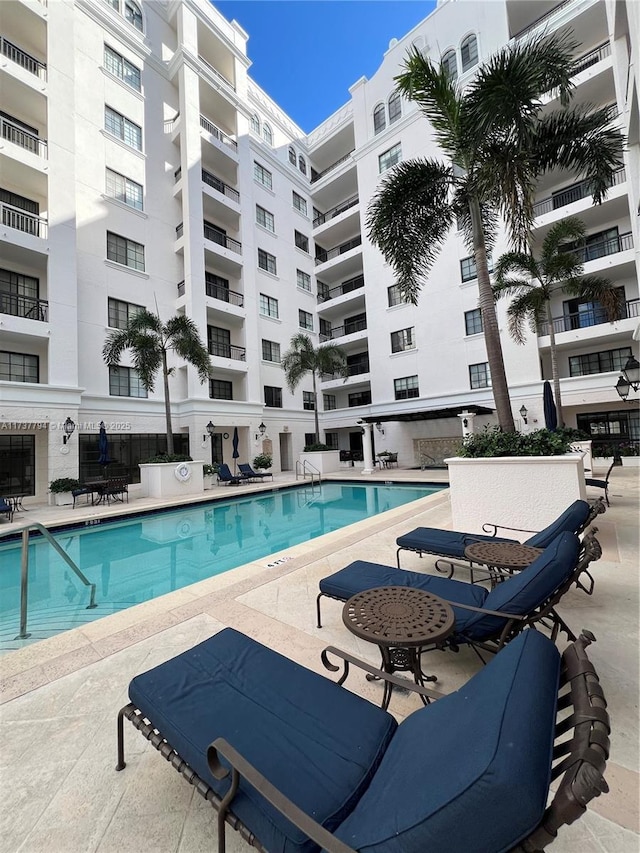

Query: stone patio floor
[[0, 464, 638, 852]]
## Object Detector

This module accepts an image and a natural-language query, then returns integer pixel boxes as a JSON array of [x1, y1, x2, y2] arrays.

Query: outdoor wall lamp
[[622, 355, 640, 391], [615, 375, 630, 402], [204, 421, 215, 441], [519, 405, 528, 424], [462, 418, 469, 429], [375, 421, 385, 435], [63, 417, 76, 444], [255, 422, 266, 440]]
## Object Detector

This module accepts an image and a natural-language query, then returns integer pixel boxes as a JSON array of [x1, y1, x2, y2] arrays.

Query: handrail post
[[18, 528, 31, 639]]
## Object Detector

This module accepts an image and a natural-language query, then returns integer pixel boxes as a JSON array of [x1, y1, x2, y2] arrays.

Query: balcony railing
[[204, 223, 242, 254], [572, 42, 611, 75], [202, 169, 240, 203], [321, 317, 367, 341], [197, 55, 235, 90], [176, 223, 183, 239], [513, 0, 571, 40], [2, 202, 47, 238], [208, 342, 246, 361], [538, 298, 640, 336], [1, 36, 47, 80], [0, 292, 48, 321], [315, 236, 362, 265], [1, 116, 47, 158], [313, 195, 359, 228], [563, 232, 633, 264], [310, 150, 355, 184], [317, 275, 364, 303], [174, 166, 181, 182], [533, 168, 626, 217], [199, 115, 238, 152], [206, 280, 244, 307], [177, 280, 185, 296]]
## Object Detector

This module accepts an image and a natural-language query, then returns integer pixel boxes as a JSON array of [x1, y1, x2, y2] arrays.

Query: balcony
[[538, 298, 639, 336], [320, 316, 367, 342], [0, 292, 48, 321], [202, 169, 240, 203], [206, 278, 244, 307], [533, 168, 625, 217], [565, 232, 632, 264], [1, 36, 47, 80], [1, 115, 47, 159], [310, 150, 355, 184], [513, 0, 572, 40], [572, 42, 611, 75], [175, 222, 242, 255], [313, 196, 359, 228], [208, 342, 246, 361], [197, 55, 235, 90], [2, 202, 47, 238], [315, 236, 362, 265], [317, 275, 364, 303], [200, 115, 237, 152]]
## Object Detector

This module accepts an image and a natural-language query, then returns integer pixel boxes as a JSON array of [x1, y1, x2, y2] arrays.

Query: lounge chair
[[396, 497, 604, 576], [0, 497, 14, 522], [585, 459, 617, 506], [317, 530, 601, 651], [116, 627, 610, 853], [217, 463, 243, 486], [238, 463, 273, 481]]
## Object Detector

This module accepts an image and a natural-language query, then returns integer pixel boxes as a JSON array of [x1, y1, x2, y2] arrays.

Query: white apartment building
[[1, 0, 638, 500]]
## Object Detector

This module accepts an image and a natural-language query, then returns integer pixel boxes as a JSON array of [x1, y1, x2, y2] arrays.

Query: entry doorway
[[279, 432, 293, 471]]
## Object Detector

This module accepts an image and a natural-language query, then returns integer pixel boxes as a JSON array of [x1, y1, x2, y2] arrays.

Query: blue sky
[[214, 1, 437, 132]]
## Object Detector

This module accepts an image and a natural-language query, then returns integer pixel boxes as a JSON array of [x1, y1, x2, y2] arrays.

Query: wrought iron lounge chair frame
[[116, 630, 609, 853], [585, 460, 617, 507]]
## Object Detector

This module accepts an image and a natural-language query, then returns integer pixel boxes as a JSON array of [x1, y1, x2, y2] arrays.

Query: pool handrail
[[0, 521, 97, 640], [295, 459, 321, 488]]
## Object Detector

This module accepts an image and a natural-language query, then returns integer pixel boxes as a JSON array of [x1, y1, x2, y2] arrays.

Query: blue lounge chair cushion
[[524, 500, 590, 548], [396, 527, 515, 559], [335, 630, 560, 853], [129, 628, 396, 853]]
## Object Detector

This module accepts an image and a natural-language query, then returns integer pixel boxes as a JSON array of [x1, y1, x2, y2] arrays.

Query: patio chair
[[238, 463, 273, 481], [396, 497, 604, 578], [585, 459, 618, 507], [217, 463, 243, 486], [317, 530, 602, 652], [0, 497, 14, 522], [116, 627, 610, 853]]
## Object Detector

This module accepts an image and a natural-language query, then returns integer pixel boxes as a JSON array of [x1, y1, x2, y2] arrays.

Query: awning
[[361, 404, 494, 424]]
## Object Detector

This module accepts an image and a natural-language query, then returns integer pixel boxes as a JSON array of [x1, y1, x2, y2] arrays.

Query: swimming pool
[[1, 481, 444, 650]]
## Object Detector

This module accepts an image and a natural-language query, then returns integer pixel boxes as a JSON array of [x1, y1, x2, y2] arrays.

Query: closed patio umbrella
[[232, 426, 240, 473], [98, 421, 112, 477], [543, 381, 558, 431]]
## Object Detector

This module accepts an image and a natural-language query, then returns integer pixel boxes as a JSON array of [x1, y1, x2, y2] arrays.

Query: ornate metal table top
[[342, 586, 455, 648], [464, 541, 544, 570]]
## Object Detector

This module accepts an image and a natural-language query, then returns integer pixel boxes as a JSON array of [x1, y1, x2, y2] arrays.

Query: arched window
[[461, 34, 478, 72], [373, 103, 386, 135], [442, 49, 458, 82], [298, 154, 307, 175], [124, 0, 143, 31], [250, 113, 261, 134], [262, 123, 273, 145], [388, 91, 401, 125], [288, 146, 297, 165]]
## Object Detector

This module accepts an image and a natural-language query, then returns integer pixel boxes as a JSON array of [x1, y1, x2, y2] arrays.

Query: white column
[[458, 411, 476, 437], [361, 422, 374, 474]]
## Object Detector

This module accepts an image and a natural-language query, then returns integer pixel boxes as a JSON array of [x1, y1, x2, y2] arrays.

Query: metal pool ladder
[[295, 459, 321, 489], [0, 522, 97, 640]]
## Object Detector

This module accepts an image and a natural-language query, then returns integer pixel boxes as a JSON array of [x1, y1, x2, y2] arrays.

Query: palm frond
[[506, 292, 542, 344], [494, 251, 540, 284], [165, 315, 211, 383], [316, 343, 348, 378], [129, 332, 163, 391], [452, 182, 499, 255], [567, 275, 621, 320]]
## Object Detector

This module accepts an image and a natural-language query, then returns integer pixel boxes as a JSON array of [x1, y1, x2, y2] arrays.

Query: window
[[109, 365, 147, 397], [104, 45, 141, 90], [104, 106, 142, 150], [323, 394, 336, 411], [442, 49, 458, 81], [292, 191, 307, 215], [258, 249, 277, 275], [299, 309, 313, 330], [348, 390, 372, 407], [303, 391, 315, 410], [107, 231, 145, 271], [391, 327, 415, 352], [105, 168, 143, 210], [569, 347, 632, 377], [324, 431, 339, 449], [264, 385, 282, 407], [563, 287, 625, 330], [296, 269, 311, 292], [319, 318, 332, 340], [253, 161, 272, 190], [460, 255, 479, 282], [205, 272, 230, 301], [256, 205, 275, 233], [259, 293, 279, 318], [388, 284, 408, 307], [250, 113, 261, 134], [294, 230, 309, 253], [298, 155, 307, 175], [124, 0, 143, 30], [464, 308, 483, 335], [373, 103, 386, 135], [108, 297, 143, 329], [0, 351, 38, 383], [209, 379, 233, 400], [0, 435, 35, 495], [0, 268, 40, 319], [461, 34, 478, 72], [394, 375, 419, 400], [388, 91, 401, 124], [469, 362, 491, 389], [262, 339, 281, 363], [379, 143, 402, 173], [207, 325, 231, 358], [263, 123, 273, 145], [288, 146, 297, 165]]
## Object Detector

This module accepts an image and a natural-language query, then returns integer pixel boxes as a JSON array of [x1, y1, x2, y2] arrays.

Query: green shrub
[[252, 453, 272, 470], [459, 426, 572, 458], [49, 477, 81, 493], [303, 443, 331, 452], [203, 463, 219, 476], [142, 453, 192, 464]]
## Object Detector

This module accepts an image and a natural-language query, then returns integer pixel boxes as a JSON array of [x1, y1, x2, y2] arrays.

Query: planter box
[[299, 450, 340, 475], [203, 474, 216, 490], [51, 491, 73, 506], [621, 456, 640, 467], [445, 454, 587, 534], [139, 461, 204, 498]]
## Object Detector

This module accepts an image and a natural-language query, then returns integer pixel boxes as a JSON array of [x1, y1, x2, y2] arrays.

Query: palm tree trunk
[[546, 302, 564, 427], [470, 197, 515, 432], [312, 370, 320, 443], [162, 349, 174, 455]]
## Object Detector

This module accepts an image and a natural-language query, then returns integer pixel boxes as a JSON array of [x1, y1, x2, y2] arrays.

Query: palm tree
[[493, 217, 621, 428], [367, 31, 624, 433], [103, 309, 211, 454], [281, 334, 348, 444]]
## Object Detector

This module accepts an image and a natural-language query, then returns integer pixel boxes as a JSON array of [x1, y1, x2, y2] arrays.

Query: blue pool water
[[1, 481, 443, 648]]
